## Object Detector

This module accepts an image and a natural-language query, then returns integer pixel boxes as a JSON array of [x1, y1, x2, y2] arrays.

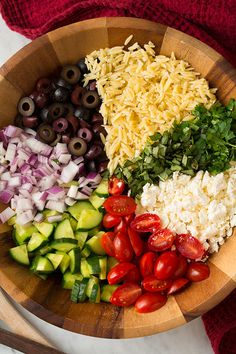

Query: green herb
[[114, 99, 236, 196]]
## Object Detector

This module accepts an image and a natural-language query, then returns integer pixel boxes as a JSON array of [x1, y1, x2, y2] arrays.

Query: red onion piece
[[58, 154, 71, 165], [4, 125, 22, 137], [60, 161, 80, 183], [67, 185, 79, 198], [76, 191, 90, 200], [34, 213, 44, 223], [0, 190, 14, 204], [46, 200, 66, 213], [47, 214, 63, 223], [0, 207, 15, 223], [65, 197, 76, 206], [16, 210, 36, 225]]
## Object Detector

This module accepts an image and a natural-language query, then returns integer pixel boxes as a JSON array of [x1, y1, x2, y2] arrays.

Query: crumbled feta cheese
[[139, 167, 236, 254]]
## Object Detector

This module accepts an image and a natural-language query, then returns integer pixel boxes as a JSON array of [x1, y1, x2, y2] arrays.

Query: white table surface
[[0, 14, 214, 354]]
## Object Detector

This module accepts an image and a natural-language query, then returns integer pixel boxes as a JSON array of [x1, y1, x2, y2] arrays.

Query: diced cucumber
[[42, 209, 59, 222], [50, 238, 77, 252], [54, 219, 74, 239], [69, 248, 81, 274], [71, 280, 81, 303], [15, 223, 37, 245], [88, 227, 100, 237], [76, 209, 103, 231], [62, 271, 83, 289], [34, 222, 54, 238], [86, 256, 101, 274], [95, 179, 108, 197], [81, 245, 91, 258], [56, 251, 71, 273], [46, 253, 64, 270], [9, 244, 29, 266], [27, 232, 47, 252], [7, 216, 16, 226], [89, 193, 106, 210], [37, 245, 53, 256], [101, 285, 119, 302], [99, 256, 107, 280], [69, 217, 77, 232], [77, 278, 89, 302], [68, 201, 94, 221], [86, 232, 106, 255], [80, 258, 91, 278], [75, 231, 88, 250], [107, 257, 119, 271], [86, 276, 100, 303], [31, 256, 54, 274]]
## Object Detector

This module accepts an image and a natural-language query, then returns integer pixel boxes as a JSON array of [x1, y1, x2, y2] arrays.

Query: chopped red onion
[[28, 154, 38, 166], [0, 165, 6, 174], [58, 154, 71, 165], [0, 130, 8, 148], [0, 180, 7, 191], [79, 177, 90, 188], [26, 138, 52, 156], [81, 186, 93, 196], [20, 163, 31, 173], [0, 142, 6, 156], [39, 176, 57, 191], [60, 161, 80, 183], [18, 149, 30, 161], [34, 213, 44, 223], [47, 186, 64, 194], [46, 200, 66, 213], [67, 185, 79, 199], [5, 143, 16, 163], [77, 162, 85, 176], [54, 143, 68, 158], [0, 207, 15, 223], [40, 191, 48, 202], [16, 198, 33, 211], [24, 128, 37, 136], [47, 214, 63, 223], [0, 190, 14, 203], [10, 137, 21, 144], [8, 176, 21, 187], [16, 210, 35, 225], [1, 171, 11, 180], [65, 197, 77, 206], [76, 191, 90, 200], [86, 172, 102, 185], [73, 156, 84, 165], [21, 183, 33, 192], [4, 125, 22, 138]]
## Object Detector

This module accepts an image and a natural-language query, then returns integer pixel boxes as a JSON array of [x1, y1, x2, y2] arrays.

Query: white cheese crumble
[[139, 168, 236, 253]]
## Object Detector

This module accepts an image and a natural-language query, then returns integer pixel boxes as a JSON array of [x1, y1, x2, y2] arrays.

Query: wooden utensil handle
[[0, 327, 65, 354]]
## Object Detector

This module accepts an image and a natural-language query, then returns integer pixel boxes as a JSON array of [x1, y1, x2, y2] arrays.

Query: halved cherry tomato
[[108, 176, 125, 196], [128, 227, 144, 256], [175, 234, 205, 260], [148, 228, 175, 252], [114, 218, 127, 234], [101, 232, 115, 257], [135, 293, 167, 313], [142, 275, 172, 292], [103, 196, 136, 216], [154, 251, 179, 280], [123, 266, 141, 283], [186, 262, 210, 282], [124, 213, 135, 225], [139, 252, 157, 278], [107, 262, 136, 284], [167, 278, 189, 295], [172, 255, 188, 279], [131, 213, 161, 233], [110, 283, 142, 307], [113, 231, 134, 262], [103, 213, 121, 229]]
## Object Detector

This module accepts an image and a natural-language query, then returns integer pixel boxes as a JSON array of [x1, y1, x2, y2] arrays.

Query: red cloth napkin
[[1, 1, 236, 353]]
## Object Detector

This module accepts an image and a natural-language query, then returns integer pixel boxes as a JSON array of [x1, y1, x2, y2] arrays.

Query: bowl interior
[[0, 17, 236, 339]]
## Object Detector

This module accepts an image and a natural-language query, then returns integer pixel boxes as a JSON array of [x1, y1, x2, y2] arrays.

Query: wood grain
[[0, 17, 236, 339]]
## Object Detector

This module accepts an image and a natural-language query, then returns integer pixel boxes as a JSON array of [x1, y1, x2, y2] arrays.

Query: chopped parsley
[[114, 99, 236, 196]]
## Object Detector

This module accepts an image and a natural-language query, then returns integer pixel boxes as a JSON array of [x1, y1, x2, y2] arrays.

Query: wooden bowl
[[0, 17, 236, 339]]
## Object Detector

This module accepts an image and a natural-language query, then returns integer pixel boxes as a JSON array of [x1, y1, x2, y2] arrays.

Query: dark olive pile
[[15, 59, 108, 174]]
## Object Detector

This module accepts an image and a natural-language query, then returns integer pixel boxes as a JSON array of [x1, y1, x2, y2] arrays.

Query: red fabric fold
[[1, 1, 236, 353]]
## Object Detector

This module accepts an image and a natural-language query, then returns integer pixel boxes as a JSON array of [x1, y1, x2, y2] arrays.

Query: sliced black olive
[[22, 116, 39, 128], [81, 90, 100, 109], [79, 119, 91, 129], [77, 128, 93, 143], [52, 87, 70, 103], [53, 118, 69, 133], [71, 85, 86, 105], [91, 113, 103, 125], [61, 65, 81, 84], [68, 137, 87, 156], [48, 103, 65, 120], [92, 123, 107, 137], [37, 124, 56, 143], [30, 91, 48, 109], [85, 144, 102, 160], [66, 115, 79, 133], [88, 160, 96, 172], [14, 114, 24, 128], [50, 134, 61, 146], [97, 160, 108, 174], [77, 58, 89, 74], [36, 78, 52, 94], [18, 97, 35, 117], [53, 77, 72, 91], [63, 103, 74, 118], [74, 107, 90, 121]]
